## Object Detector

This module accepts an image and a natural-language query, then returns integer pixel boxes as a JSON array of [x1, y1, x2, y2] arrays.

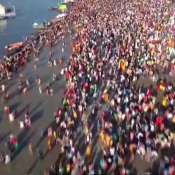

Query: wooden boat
[[5, 42, 24, 55]]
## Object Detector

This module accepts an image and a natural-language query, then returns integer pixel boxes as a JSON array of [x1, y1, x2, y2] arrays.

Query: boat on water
[[5, 42, 24, 56], [33, 21, 52, 30], [48, 6, 58, 11], [51, 13, 67, 23], [0, 4, 16, 20]]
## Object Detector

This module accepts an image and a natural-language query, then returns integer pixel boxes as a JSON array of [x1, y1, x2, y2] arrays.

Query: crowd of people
[[0, 13, 68, 80], [47, 0, 175, 174], [0, 0, 175, 174]]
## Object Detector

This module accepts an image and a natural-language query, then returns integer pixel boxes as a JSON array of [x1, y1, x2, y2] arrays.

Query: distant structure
[[0, 4, 6, 18], [63, 0, 75, 3], [0, 4, 16, 20]]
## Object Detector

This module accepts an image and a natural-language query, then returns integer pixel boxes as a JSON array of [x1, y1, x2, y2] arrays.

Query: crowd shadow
[[12, 130, 35, 161], [34, 119, 56, 149], [31, 109, 44, 124], [0, 131, 11, 144], [17, 104, 30, 119], [8, 89, 18, 100], [34, 127, 48, 149], [26, 158, 38, 175], [30, 101, 43, 115], [10, 101, 21, 112]]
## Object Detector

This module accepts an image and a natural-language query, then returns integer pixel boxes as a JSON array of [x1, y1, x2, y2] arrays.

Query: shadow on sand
[[31, 109, 44, 124], [12, 130, 35, 161]]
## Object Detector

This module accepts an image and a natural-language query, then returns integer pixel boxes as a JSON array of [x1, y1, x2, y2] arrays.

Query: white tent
[[56, 13, 67, 19], [64, 0, 74, 3], [0, 4, 5, 17]]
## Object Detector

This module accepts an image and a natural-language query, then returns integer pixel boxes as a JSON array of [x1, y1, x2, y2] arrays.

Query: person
[[5, 154, 10, 164], [52, 73, 57, 81], [19, 120, 24, 129], [24, 111, 31, 128], [8, 111, 15, 123], [0, 152, 5, 163], [1, 84, 6, 92], [28, 142, 34, 156], [39, 86, 43, 94]]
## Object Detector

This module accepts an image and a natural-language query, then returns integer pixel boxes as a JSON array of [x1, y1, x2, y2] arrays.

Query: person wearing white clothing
[[5, 154, 10, 164], [9, 112, 15, 122]]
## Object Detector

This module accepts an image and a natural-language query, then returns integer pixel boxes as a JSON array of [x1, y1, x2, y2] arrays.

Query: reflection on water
[[0, 19, 7, 32]]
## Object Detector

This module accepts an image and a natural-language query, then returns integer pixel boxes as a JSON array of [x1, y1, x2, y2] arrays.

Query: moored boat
[[33, 22, 45, 30], [48, 6, 58, 11], [33, 21, 52, 30], [5, 42, 24, 56]]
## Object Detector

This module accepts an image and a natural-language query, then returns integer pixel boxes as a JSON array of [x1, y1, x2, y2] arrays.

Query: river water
[[0, 0, 60, 57]]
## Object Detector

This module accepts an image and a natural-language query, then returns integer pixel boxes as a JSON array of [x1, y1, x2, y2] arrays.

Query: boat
[[33, 22, 45, 30], [0, 4, 16, 20], [52, 13, 67, 23], [33, 21, 52, 30], [48, 6, 58, 11], [5, 42, 24, 56]]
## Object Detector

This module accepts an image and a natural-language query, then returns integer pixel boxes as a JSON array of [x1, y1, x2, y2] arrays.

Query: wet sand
[[0, 33, 72, 175]]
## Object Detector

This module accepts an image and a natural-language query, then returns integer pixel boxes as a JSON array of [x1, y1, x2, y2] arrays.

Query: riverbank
[[0, 31, 72, 175], [0, 0, 59, 57], [0, 1, 75, 82]]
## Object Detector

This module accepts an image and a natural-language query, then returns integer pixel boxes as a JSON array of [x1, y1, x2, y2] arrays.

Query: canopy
[[56, 13, 67, 19], [64, 0, 74, 2], [58, 4, 67, 12]]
